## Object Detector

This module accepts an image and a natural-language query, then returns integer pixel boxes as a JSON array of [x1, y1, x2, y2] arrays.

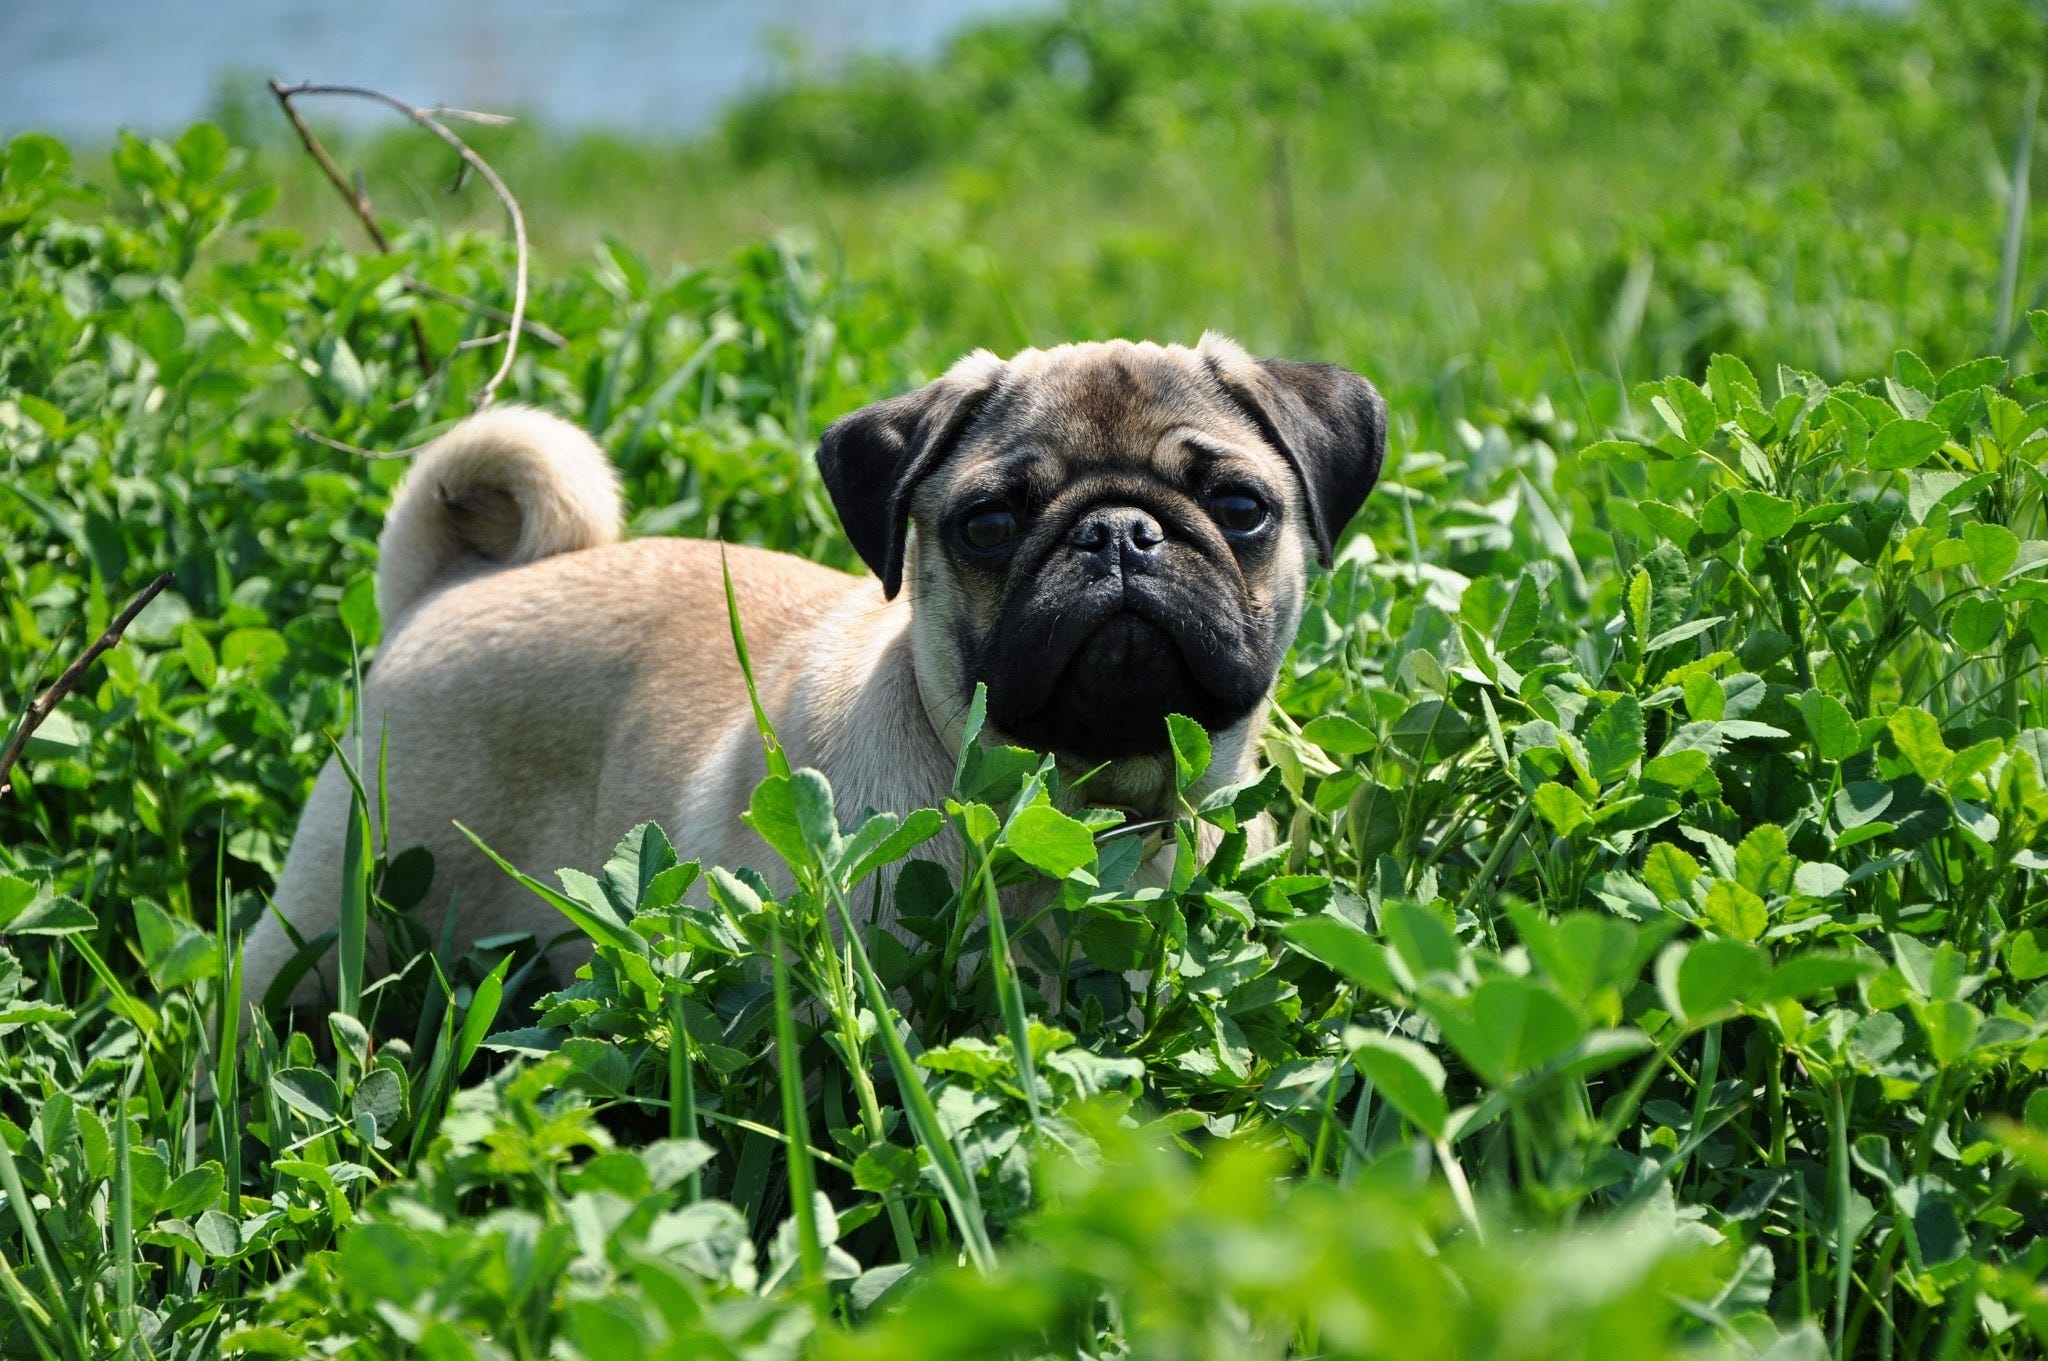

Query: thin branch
[[267, 77, 436, 378], [270, 79, 531, 411], [0, 572, 175, 799], [400, 278, 567, 347], [290, 424, 430, 460], [425, 105, 517, 127]]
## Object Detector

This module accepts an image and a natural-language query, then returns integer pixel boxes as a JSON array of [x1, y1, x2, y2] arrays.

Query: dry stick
[[268, 77, 436, 378], [0, 572, 175, 799], [269, 79, 531, 411], [290, 425, 423, 460], [399, 278, 567, 348]]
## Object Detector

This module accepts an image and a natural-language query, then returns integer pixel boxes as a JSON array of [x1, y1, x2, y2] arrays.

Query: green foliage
[[6, 1, 2048, 1355], [247, 0, 2048, 407]]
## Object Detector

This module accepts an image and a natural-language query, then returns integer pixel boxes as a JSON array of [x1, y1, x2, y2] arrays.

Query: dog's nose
[[1069, 507, 1165, 564]]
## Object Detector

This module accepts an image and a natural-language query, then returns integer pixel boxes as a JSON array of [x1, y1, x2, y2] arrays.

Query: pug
[[241, 334, 1386, 1002]]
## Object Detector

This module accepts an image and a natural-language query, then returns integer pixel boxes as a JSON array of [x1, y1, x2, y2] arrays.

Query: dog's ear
[[1197, 332, 1388, 566], [816, 352, 1006, 598]]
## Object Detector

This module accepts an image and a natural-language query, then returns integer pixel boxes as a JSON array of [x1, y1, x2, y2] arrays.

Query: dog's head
[[818, 334, 1386, 811]]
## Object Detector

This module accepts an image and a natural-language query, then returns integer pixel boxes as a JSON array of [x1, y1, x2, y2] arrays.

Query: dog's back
[[241, 410, 912, 1007]]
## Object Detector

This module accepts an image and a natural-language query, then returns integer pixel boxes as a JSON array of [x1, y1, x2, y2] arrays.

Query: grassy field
[[4, 0, 2048, 1355]]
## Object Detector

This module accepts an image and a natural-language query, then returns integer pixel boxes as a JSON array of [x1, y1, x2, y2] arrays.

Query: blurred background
[[5, 0, 2046, 424], [3, 0, 1037, 141]]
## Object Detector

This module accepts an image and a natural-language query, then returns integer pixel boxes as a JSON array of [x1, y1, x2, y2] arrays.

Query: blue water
[[2, 0, 1039, 142]]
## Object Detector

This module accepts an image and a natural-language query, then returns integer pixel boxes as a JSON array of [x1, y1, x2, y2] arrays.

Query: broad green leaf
[[1792, 862, 1849, 898], [1301, 714, 1376, 755], [790, 768, 841, 860], [1642, 844, 1701, 906], [271, 1067, 341, 1124], [1584, 695, 1644, 787], [1834, 781, 1894, 829], [1702, 880, 1767, 941], [195, 1210, 240, 1259], [1639, 500, 1702, 546], [221, 627, 287, 676], [1641, 748, 1710, 789], [743, 776, 809, 870], [1382, 900, 1465, 982], [1580, 438, 1657, 462], [603, 823, 679, 917], [1915, 999, 1980, 1067], [1896, 1177, 1969, 1266], [1683, 672, 1725, 721], [1284, 918, 1399, 998], [1387, 699, 1475, 763], [1004, 804, 1097, 879], [1731, 490, 1797, 541], [1659, 939, 1771, 1023], [1643, 616, 1726, 653], [1963, 522, 2020, 582], [179, 623, 217, 689], [1936, 355, 2006, 396], [1733, 824, 1793, 897], [1759, 951, 1879, 1002], [1707, 353, 1762, 414], [1654, 376, 1719, 447], [1429, 977, 1585, 1085], [353, 1068, 406, 1138], [2007, 928, 2048, 981], [1531, 783, 1589, 836], [157, 1163, 225, 1221], [1166, 714, 1212, 790], [1886, 707, 1951, 783], [0, 876, 35, 926], [1865, 418, 1946, 470], [853, 1144, 921, 1195], [841, 808, 945, 886], [0, 885, 96, 936], [1799, 690, 1862, 761], [1348, 1032, 1447, 1139]]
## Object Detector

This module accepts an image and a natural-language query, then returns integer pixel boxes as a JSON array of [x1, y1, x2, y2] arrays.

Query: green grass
[[3, 0, 2048, 1355]]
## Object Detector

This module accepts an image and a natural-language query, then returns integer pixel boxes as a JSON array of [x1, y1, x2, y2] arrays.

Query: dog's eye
[[1207, 492, 1268, 534], [958, 506, 1020, 553]]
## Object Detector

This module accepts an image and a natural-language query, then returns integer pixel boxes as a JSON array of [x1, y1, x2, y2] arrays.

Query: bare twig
[[268, 77, 436, 378], [270, 79, 531, 411], [400, 278, 566, 347], [424, 105, 516, 127], [0, 572, 175, 799], [290, 424, 430, 460]]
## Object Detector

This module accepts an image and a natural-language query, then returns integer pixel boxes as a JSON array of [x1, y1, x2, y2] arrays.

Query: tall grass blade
[[975, 854, 1042, 1129], [407, 977, 461, 1168], [455, 954, 512, 1070], [319, 734, 375, 1057], [1998, 76, 2041, 344], [1829, 1078, 1854, 1361], [668, 984, 701, 1201], [0, 1251, 64, 1361], [112, 1061, 147, 1358], [768, 917, 826, 1303], [0, 1122, 89, 1361], [456, 822, 647, 957], [825, 888, 996, 1271], [721, 546, 790, 780]]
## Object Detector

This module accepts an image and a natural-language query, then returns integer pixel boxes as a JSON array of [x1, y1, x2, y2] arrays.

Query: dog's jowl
[[243, 334, 1386, 1001]]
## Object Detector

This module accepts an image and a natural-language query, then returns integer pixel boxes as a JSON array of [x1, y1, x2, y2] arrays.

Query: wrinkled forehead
[[958, 341, 1269, 475]]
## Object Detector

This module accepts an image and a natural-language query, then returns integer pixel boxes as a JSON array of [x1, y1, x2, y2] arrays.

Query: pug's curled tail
[[375, 405, 624, 624]]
